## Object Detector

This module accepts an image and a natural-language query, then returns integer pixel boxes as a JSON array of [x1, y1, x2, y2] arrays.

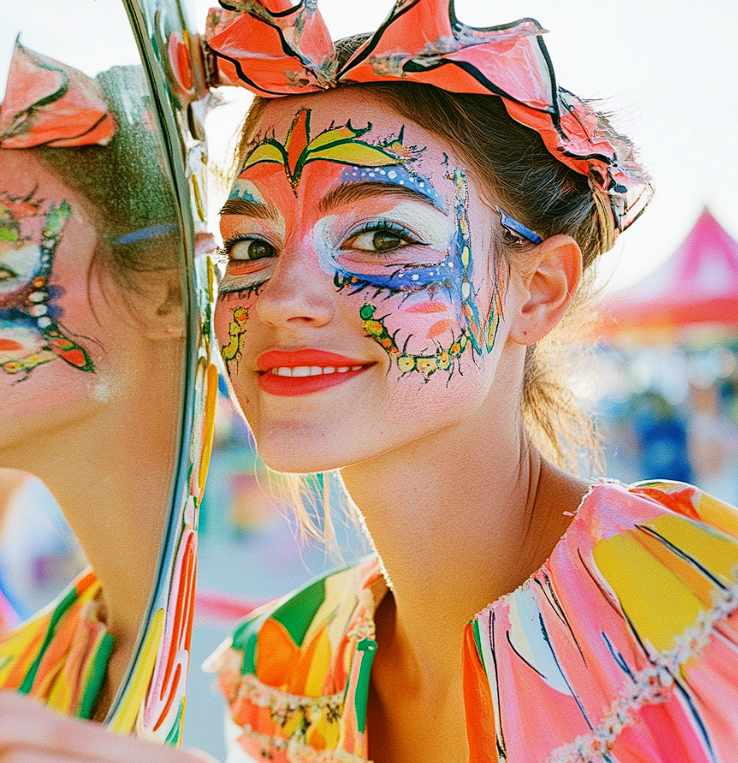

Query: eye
[[350, 230, 404, 252], [227, 237, 277, 261], [342, 222, 423, 255]]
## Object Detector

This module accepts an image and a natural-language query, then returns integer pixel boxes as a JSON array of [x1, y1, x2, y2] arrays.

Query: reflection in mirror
[[0, 2, 188, 724]]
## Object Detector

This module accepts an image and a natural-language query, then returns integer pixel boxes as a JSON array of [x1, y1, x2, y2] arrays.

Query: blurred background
[[0, 0, 736, 758]]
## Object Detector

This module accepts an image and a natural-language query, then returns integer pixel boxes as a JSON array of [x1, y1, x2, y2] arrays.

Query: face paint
[[218, 109, 504, 386], [238, 108, 411, 191], [360, 302, 470, 379], [0, 191, 95, 378], [358, 169, 497, 380], [228, 177, 265, 204], [219, 109, 423, 301], [221, 305, 249, 369]]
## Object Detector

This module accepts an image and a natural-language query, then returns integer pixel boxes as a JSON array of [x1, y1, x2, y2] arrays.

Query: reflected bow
[[0, 41, 116, 149]]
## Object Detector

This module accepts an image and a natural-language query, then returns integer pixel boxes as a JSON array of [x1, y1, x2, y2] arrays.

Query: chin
[[256, 439, 352, 475]]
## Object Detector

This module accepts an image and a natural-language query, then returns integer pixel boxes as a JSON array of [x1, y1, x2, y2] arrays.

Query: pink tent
[[603, 209, 738, 334]]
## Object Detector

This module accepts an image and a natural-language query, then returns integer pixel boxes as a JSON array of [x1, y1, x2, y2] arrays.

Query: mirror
[[0, 0, 214, 743]]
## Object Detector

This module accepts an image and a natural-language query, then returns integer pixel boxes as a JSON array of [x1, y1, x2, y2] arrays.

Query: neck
[[340, 349, 583, 675], [1, 340, 183, 709]]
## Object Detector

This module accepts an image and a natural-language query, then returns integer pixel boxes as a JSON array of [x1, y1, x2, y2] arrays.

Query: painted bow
[[206, 0, 652, 235], [0, 41, 116, 149]]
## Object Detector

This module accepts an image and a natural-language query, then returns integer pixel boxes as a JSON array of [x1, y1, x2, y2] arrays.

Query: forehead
[[240, 89, 459, 194], [0, 149, 68, 199]]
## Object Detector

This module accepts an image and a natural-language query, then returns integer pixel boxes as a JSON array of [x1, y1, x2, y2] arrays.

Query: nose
[[254, 243, 336, 329]]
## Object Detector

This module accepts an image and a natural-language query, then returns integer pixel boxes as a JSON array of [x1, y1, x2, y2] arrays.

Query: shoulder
[[205, 555, 381, 762], [0, 570, 111, 719], [205, 554, 381, 695], [465, 480, 738, 763]]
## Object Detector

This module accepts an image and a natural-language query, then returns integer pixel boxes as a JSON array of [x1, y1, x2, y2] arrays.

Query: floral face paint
[[0, 191, 95, 378]]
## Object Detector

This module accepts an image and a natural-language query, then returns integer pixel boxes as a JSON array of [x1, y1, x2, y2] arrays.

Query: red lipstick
[[256, 349, 373, 396]]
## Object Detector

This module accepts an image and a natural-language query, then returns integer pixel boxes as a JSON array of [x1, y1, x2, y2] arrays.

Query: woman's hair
[[37, 66, 182, 296], [230, 34, 633, 537]]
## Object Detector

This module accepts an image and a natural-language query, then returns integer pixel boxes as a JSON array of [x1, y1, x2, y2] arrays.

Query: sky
[[3, 0, 737, 291]]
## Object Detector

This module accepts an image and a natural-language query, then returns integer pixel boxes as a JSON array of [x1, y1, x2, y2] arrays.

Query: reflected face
[[1, 191, 94, 376], [0, 149, 153, 449], [215, 91, 508, 472]]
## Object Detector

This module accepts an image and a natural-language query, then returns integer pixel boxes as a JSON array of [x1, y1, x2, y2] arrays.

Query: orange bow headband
[[0, 41, 116, 149], [206, 0, 652, 236]]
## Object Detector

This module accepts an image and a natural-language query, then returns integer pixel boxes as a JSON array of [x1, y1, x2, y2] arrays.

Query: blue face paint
[[334, 171, 481, 346], [327, 164, 454, 295], [228, 176, 265, 204], [333, 255, 456, 296], [339, 164, 445, 210]]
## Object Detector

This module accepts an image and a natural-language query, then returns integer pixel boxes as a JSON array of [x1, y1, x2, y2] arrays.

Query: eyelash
[[221, 234, 276, 258], [343, 220, 425, 256]]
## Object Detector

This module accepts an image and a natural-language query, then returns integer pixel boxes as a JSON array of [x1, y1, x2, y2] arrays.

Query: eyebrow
[[220, 197, 281, 222], [318, 181, 447, 215]]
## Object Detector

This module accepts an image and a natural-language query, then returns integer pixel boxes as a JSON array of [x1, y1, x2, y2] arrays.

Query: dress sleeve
[[465, 480, 738, 763]]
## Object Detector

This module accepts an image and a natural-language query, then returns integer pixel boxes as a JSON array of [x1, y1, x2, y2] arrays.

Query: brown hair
[[38, 66, 181, 294]]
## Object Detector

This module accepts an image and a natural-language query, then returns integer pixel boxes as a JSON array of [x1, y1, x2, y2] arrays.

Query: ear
[[506, 234, 582, 346], [129, 267, 187, 341]]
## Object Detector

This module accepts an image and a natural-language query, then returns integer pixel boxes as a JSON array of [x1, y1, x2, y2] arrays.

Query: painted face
[[215, 91, 510, 472], [0, 149, 172, 450], [0, 191, 94, 376]]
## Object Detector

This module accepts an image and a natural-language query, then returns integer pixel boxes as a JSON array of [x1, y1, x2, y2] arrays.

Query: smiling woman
[[197, 2, 738, 763]]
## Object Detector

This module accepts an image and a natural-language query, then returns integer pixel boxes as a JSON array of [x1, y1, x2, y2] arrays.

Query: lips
[[256, 349, 373, 396]]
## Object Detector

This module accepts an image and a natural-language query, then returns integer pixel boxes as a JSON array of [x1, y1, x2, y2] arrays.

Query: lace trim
[[546, 581, 738, 763], [232, 672, 345, 716], [237, 724, 368, 763]]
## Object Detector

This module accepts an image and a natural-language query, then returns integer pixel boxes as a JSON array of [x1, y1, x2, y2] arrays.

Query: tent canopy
[[603, 208, 738, 333]]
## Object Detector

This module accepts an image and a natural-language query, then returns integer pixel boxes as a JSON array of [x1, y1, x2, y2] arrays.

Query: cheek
[[369, 294, 462, 358]]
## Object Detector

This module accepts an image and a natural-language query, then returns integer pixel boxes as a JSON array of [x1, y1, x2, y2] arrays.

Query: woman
[[2, 1, 737, 762], [0, 44, 186, 722], [202, 2, 738, 762]]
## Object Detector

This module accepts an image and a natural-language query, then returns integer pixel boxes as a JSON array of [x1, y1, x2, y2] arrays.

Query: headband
[[0, 41, 116, 149], [206, 0, 653, 237]]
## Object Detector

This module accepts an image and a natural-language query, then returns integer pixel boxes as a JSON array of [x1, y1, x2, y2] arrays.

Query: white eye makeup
[[218, 195, 454, 296], [318, 202, 453, 275]]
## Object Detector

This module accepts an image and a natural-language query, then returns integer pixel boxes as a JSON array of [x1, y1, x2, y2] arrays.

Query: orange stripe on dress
[[462, 623, 498, 763]]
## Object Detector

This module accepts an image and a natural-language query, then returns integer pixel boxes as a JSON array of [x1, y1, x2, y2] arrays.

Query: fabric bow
[[206, 0, 652, 235], [0, 41, 116, 149]]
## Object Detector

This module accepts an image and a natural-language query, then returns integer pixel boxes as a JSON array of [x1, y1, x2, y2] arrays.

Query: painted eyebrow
[[220, 197, 281, 222], [318, 181, 447, 215]]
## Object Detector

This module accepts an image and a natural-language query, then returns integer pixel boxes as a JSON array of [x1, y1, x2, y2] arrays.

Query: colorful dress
[[207, 480, 738, 763], [0, 569, 114, 719]]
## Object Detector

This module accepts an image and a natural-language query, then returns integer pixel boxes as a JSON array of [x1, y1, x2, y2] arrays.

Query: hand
[[0, 692, 218, 763]]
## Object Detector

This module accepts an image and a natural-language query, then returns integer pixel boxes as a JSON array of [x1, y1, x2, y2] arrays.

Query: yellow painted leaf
[[242, 142, 285, 171], [308, 125, 360, 151], [307, 142, 400, 167]]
